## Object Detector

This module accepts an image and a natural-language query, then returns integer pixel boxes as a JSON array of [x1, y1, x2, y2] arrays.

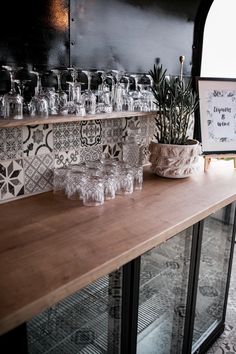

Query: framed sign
[[197, 77, 236, 154]]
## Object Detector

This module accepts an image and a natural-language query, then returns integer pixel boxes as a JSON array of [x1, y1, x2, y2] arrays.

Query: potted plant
[[148, 58, 201, 178]]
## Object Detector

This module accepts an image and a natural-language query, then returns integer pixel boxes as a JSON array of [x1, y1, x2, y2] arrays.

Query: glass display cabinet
[[135, 202, 236, 354], [191, 203, 236, 353], [137, 227, 193, 354], [27, 270, 123, 354]]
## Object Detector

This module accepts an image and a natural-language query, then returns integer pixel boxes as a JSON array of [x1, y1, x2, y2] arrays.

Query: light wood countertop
[[0, 160, 236, 335]]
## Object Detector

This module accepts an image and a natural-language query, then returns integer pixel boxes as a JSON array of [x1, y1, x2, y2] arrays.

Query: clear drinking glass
[[3, 66, 23, 119], [122, 75, 134, 111], [112, 70, 124, 112], [51, 69, 68, 114], [65, 169, 86, 200], [83, 175, 104, 206], [133, 165, 143, 190], [53, 167, 68, 194], [44, 87, 59, 115], [81, 71, 96, 115], [116, 166, 134, 195], [63, 68, 85, 116], [96, 71, 112, 113], [130, 74, 144, 112], [103, 170, 117, 200], [29, 71, 49, 117]]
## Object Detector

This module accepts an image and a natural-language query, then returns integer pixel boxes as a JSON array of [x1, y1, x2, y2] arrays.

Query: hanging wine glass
[[111, 70, 124, 112], [29, 71, 49, 117], [130, 74, 144, 112], [18, 79, 32, 115], [122, 75, 134, 111], [146, 74, 156, 111], [63, 68, 85, 116], [81, 70, 96, 115], [3, 66, 23, 119], [96, 71, 113, 113], [50, 69, 68, 114]]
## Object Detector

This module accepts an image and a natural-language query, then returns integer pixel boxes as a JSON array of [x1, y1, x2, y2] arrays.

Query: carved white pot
[[149, 139, 201, 178]]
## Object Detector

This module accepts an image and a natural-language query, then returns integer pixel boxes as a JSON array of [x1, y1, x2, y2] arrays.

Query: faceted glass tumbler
[[65, 170, 86, 200], [116, 167, 134, 195], [53, 167, 68, 194], [83, 176, 104, 207], [104, 173, 117, 200]]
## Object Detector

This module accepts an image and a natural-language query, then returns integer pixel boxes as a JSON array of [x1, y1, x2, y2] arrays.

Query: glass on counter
[[52, 158, 144, 207]]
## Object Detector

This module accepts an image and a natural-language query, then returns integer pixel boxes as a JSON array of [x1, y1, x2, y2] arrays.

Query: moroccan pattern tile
[[53, 122, 81, 152], [102, 118, 123, 144], [0, 127, 23, 160], [80, 120, 102, 146], [54, 150, 80, 168], [23, 124, 53, 157], [24, 154, 53, 194], [0, 159, 24, 201], [102, 143, 122, 160], [80, 145, 103, 163]]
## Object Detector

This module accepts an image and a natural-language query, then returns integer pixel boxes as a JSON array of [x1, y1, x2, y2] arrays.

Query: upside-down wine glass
[[51, 69, 68, 114], [3, 66, 23, 119], [81, 70, 96, 115], [112, 70, 124, 112], [29, 71, 49, 117]]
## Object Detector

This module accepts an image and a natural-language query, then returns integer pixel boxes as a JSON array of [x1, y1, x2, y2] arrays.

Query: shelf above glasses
[[0, 111, 157, 128]]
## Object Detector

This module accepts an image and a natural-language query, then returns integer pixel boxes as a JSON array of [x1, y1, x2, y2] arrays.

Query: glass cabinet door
[[27, 270, 122, 354], [137, 227, 193, 354], [192, 203, 235, 353]]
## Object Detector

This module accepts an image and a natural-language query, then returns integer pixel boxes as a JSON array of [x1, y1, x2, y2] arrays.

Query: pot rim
[[150, 139, 199, 148]]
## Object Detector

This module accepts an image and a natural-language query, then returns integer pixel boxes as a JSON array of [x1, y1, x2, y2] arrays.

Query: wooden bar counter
[[0, 160, 236, 336]]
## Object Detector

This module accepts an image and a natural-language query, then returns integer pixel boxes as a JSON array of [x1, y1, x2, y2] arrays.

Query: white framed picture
[[197, 77, 236, 154]]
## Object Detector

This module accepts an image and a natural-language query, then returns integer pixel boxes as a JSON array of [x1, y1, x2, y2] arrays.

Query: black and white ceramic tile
[[23, 124, 53, 157], [24, 154, 54, 194], [0, 159, 24, 201], [54, 150, 80, 168], [102, 143, 122, 160], [0, 116, 153, 203], [80, 145, 103, 163], [0, 127, 23, 160], [101, 118, 123, 144], [80, 120, 102, 147], [53, 122, 81, 152]]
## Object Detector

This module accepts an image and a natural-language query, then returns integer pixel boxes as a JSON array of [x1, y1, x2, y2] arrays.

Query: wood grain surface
[[0, 160, 236, 335], [0, 111, 155, 128]]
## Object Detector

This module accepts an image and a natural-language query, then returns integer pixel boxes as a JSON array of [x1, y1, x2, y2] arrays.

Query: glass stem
[[87, 74, 91, 91], [57, 74, 62, 91]]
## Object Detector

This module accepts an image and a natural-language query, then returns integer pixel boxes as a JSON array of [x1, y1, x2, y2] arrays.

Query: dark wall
[[0, 0, 208, 75], [70, 0, 201, 75], [0, 0, 69, 70]]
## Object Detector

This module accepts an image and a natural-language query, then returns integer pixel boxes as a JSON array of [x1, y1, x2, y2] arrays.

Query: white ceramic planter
[[149, 139, 201, 178]]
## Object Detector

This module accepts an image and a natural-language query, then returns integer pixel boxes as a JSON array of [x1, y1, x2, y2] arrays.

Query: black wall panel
[[70, 0, 201, 75], [0, 0, 69, 70], [0, 0, 205, 75]]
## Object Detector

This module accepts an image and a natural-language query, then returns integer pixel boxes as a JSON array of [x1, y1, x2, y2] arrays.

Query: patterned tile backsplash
[[0, 116, 155, 203]]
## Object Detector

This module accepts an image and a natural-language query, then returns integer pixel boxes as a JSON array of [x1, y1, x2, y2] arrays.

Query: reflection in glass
[[137, 228, 193, 354], [27, 270, 122, 354], [192, 204, 235, 352]]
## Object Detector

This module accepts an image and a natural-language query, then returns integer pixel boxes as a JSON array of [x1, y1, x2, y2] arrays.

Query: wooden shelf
[[0, 111, 156, 128], [0, 161, 236, 335]]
